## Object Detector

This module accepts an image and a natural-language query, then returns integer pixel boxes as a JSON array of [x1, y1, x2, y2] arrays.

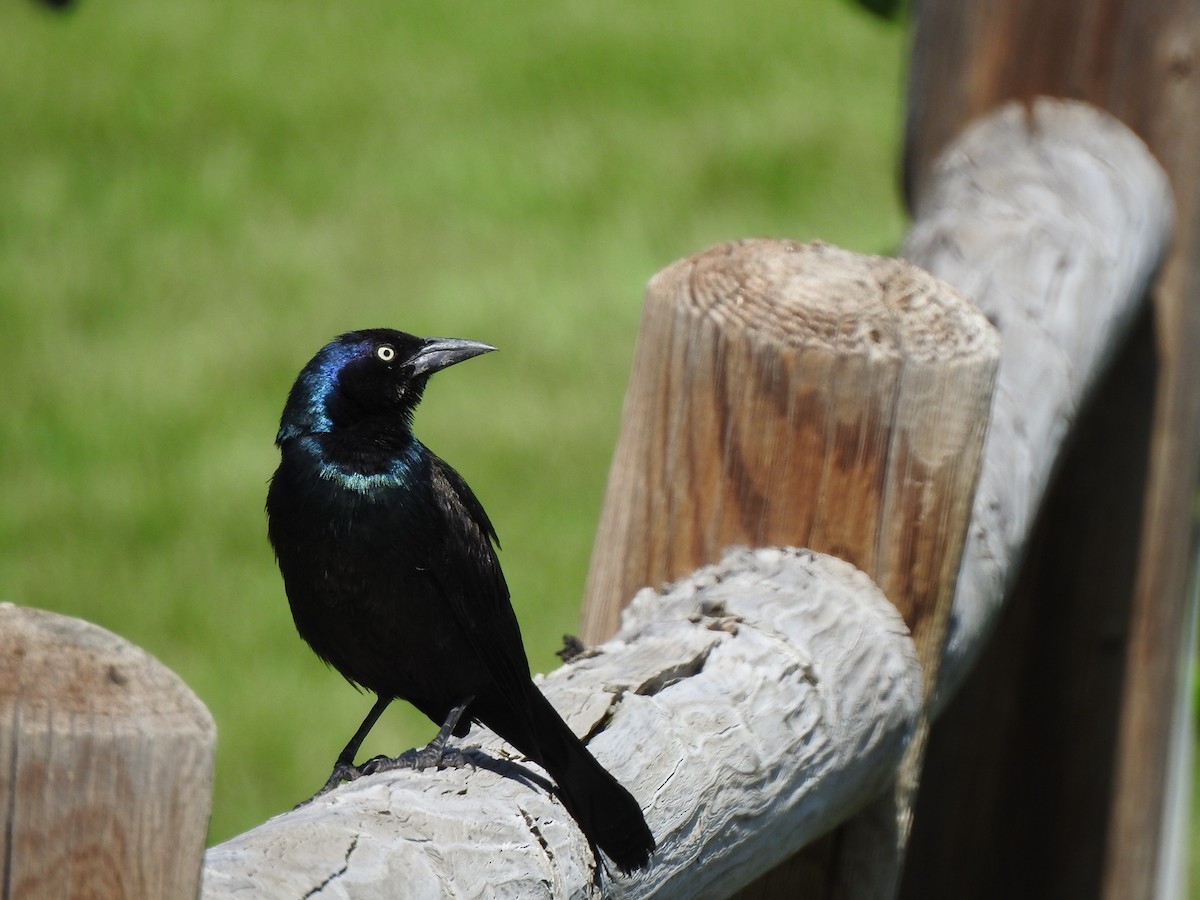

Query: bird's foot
[[293, 760, 366, 808], [359, 698, 475, 775], [359, 742, 473, 775], [295, 700, 474, 805], [318, 759, 367, 793]]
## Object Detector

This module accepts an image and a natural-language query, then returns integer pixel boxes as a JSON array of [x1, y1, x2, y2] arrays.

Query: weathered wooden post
[[581, 239, 999, 652], [580, 239, 1001, 896], [902, 2, 1200, 896], [0, 604, 216, 899]]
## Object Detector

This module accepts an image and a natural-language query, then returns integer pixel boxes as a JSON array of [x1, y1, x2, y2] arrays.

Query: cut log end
[[0, 603, 216, 730], [0, 604, 216, 900], [648, 238, 999, 364]]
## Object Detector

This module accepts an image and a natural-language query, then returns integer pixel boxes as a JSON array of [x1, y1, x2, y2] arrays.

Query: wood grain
[[581, 239, 998, 655]]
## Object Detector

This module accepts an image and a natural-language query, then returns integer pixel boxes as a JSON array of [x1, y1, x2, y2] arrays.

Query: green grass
[[1, 0, 907, 844]]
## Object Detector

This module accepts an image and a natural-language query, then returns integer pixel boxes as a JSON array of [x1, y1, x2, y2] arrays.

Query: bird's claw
[[359, 742, 472, 775], [434, 746, 474, 770], [293, 760, 366, 808], [358, 699, 475, 776]]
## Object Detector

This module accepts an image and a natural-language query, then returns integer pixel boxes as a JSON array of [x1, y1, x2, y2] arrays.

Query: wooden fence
[[4, 1, 1199, 897]]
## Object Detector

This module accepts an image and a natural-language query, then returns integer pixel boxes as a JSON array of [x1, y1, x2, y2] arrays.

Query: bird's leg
[[361, 698, 474, 775], [301, 695, 393, 803]]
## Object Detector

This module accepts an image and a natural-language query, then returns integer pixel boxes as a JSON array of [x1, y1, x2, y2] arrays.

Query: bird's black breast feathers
[[267, 432, 527, 722]]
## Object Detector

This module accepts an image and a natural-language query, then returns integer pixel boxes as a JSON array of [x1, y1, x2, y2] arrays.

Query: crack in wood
[[300, 835, 358, 899], [632, 641, 716, 698], [518, 806, 553, 864]]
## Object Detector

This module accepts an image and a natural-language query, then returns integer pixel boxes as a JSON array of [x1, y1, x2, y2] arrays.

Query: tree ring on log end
[[648, 238, 997, 364]]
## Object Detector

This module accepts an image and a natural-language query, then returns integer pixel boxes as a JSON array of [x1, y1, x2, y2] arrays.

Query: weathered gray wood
[[0, 603, 216, 900], [902, 99, 1174, 706], [202, 548, 920, 899]]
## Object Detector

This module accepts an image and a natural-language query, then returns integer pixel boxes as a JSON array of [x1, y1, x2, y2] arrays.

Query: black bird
[[266, 329, 655, 874]]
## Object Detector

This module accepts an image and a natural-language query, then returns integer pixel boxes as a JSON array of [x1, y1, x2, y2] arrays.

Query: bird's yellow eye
[[376, 345, 396, 362]]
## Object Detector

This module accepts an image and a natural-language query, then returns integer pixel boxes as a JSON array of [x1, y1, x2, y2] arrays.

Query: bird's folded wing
[[428, 458, 539, 711]]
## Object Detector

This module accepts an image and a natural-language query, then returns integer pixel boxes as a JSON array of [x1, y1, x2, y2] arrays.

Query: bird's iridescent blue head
[[276, 328, 496, 444]]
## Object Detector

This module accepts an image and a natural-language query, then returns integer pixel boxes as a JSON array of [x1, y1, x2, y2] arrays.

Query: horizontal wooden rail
[[202, 548, 919, 899]]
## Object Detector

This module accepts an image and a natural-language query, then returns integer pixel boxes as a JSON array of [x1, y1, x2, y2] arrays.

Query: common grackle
[[266, 329, 655, 874]]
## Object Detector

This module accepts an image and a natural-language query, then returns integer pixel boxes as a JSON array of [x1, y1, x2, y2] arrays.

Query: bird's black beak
[[408, 337, 497, 377]]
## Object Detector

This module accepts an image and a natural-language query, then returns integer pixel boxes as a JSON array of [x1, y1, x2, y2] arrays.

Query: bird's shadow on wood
[[460, 747, 556, 798]]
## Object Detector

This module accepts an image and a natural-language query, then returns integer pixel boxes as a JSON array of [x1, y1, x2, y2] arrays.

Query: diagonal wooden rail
[[903, 2, 1200, 895]]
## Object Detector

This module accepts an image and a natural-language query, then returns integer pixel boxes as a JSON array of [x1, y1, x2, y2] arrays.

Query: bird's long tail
[[486, 686, 655, 874]]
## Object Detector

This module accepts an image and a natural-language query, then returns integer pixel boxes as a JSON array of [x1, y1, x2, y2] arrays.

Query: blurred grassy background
[[7, 0, 915, 846]]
